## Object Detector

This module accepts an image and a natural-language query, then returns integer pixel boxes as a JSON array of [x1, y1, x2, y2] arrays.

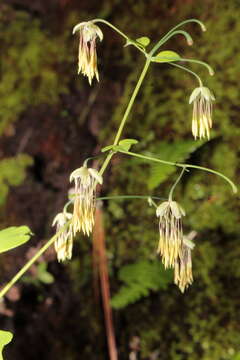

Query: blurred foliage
[[22, 262, 54, 286], [111, 260, 172, 309], [0, 154, 33, 206], [0, 0, 240, 359], [0, 5, 71, 134]]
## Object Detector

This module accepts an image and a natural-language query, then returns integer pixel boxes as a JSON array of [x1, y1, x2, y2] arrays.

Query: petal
[[88, 168, 103, 184], [156, 201, 169, 217], [72, 22, 87, 35], [189, 87, 201, 104], [93, 24, 104, 41], [170, 201, 183, 219], [69, 167, 88, 182], [52, 213, 64, 226], [201, 87, 211, 101]]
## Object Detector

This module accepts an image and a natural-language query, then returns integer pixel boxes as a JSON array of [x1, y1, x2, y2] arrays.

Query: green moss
[[0, 154, 33, 205]]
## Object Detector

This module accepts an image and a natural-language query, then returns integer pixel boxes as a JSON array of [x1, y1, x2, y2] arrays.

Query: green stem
[[168, 167, 186, 201], [169, 63, 203, 87], [113, 59, 151, 145], [92, 19, 146, 54], [97, 195, 165, 201], [150, 18, 206, 56], [153, 30, 193, 48], [118, 150, 238, 194], [99, 58, 151, 176], [179, 58, 214, 76], [0, 222, 71, 299]]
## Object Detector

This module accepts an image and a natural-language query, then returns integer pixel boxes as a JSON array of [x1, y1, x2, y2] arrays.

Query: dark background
[[0, 0, 240, 359]]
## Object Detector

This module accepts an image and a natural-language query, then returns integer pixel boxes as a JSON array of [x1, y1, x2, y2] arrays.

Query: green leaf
[[102, 139, 138, 153], [37, 263, 54, 284], [101, 145, 115, 153], [118, 138, 138, 152], [0, 226, 33, 253], [111, 260, 172, 309], [147, 140, 205, 190], [136, 36, 151, 47], [0, 330, 13, 360], [152, 50, 181, 63]]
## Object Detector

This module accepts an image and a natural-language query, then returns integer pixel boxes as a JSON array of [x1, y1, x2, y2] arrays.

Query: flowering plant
[[0, 17, 237, 358]]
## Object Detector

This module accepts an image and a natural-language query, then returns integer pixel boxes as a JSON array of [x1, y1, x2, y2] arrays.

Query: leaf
[[136, 36, 151, 47], [0, 330, 13, 360], [37, 263, 54, 284], [102, 139, 138, 153], [147, 140, 205, 190], [152, 50, 181, 63], [118, 138, 138, 151], [101, 145, 115, 153], [0, 226, 33, 253], [111, 260, 172, 309]]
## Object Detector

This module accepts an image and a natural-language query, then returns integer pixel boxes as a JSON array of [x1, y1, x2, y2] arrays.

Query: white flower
[[70, 166, 103, 236], [189, 86, 215, 140], [52, 212, 73, 262], [73, 21, 103, 85], [156, 200, 185, 269]]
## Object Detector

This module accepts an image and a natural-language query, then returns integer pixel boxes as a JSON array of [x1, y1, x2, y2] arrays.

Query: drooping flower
[[174, 237, 195, 293], [72, 21, 103, 85], [156, 200, 185, 268], [189, 86, 215, 140], [70, 166, 103, 236], [52, 212, 73, 262]]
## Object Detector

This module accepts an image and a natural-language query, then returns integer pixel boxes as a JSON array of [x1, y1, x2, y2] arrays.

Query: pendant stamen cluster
[[70, 166, 103, 236], [52, 212, 73, 262], [73, 21, 103, 85], [189, 86, 215, 140]]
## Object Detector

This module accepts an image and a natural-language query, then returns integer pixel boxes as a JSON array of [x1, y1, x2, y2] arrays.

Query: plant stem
[[150, 18, 205, 56], [168, 167, 186, 201], [0, 222, 70, 299], [92, 19, 146, 55], [179, 58, 214, 75], [153, 30, 193, 48], [169, 63, 203, 87], [118, 149, 237, 194], [113, 59, 151, 145], [97, 195, 165, 201], [99, 58, 151, 176]]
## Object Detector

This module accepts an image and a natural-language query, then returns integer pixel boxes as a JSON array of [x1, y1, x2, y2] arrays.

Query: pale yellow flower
[[70, 166, 102, 236], [156, 200, 185, 268], [189, 86, 215, 140], [174, 237, 194, 293], [52, 212, 73, 262], [73, 21, 103, 85]]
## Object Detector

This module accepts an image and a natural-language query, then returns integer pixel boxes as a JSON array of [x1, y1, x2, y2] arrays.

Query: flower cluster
[[52, 212, 73, 262], [156, 200, 194, 292], [70, 166, 103, 236], [156, 200, 185, 268], [189, 86, 215, 140], [174, 236, 195, 293], [73, 21, 103, 85]]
